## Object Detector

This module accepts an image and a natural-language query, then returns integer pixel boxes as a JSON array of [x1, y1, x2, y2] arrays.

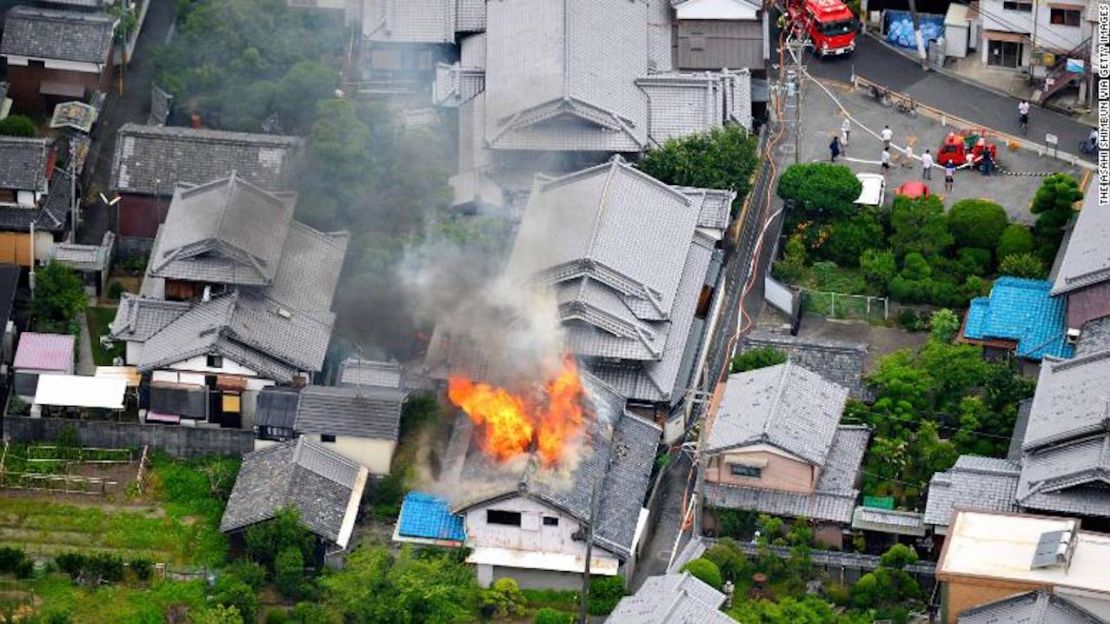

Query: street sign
[[1045, 133, 1058, 146]]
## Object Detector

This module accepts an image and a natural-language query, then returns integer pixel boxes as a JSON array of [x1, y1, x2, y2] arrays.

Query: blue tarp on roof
[[963, 276, 1073, 360], [397, 492, 466, 543]]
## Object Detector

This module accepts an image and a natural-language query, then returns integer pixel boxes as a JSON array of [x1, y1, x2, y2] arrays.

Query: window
[[1049, 8, 1082, 26], [730, 464, 763, 479], [486, 510, 522, 526], [321, 434, 336, 443], [221, 393, 241, 414], [206, 354, 223, 368], [1002, 1, 1032, 11], [543, 517, 559, 527], [987, 40, 1024, 68]]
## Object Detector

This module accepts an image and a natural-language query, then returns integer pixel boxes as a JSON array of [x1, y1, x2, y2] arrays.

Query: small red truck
[[788, 0, 858, 56]]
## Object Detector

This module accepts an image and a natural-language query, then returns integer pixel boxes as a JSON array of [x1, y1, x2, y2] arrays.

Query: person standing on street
[[830, 134, 841, 162], [921, 149, 933, 180], [881, 125, 893, 149], [944, 161, 956, 192], [841, 117, 851, 147], [980, 148, 993, 176], [1018, 100, 1030, 135], [902, 144, 915, 169], [881, 148, 891, 175]]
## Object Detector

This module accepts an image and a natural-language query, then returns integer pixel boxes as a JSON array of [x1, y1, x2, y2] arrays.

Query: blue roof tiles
[[963, 277, 1073, 361], [396, 492, 466, 543]]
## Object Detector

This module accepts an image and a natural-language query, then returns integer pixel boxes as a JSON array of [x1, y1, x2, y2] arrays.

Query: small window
[[487, 510, 522, 526], [543, 516, 559, 527], [206, 354, 223, 368], [221, 393, 241, 413], [730, 464, 762, 479], [1002, 1, 1032, 11], [321, 434, 336, 443], [1049, 8, 1082, 26]]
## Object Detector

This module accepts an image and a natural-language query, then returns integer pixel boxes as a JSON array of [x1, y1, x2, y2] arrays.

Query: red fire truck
[[787, 0, 858, 56]]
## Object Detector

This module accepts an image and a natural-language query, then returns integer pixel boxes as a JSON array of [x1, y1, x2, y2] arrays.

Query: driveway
[[79, 0, 178, 244]]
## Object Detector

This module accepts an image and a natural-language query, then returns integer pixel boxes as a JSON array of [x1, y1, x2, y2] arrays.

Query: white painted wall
[[465, 496, 589, 556], [1, 55, 100, 73], [168, 355, 260, 377], [309, 434, 396, 474], [980, 0, 1090, 54]]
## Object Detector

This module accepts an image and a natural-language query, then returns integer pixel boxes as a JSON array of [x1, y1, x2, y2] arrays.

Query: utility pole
[[578, 482, 600, 624], [69, 142, 78, 243], [28, 220, 36, 298], [906, 0, 929, 70]]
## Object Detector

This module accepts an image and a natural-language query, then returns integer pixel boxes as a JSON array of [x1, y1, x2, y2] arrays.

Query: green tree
[[996, 224, 1035, 260], [244, 507, 315, 572], [731, 346, 787, 373], [859, 248, 896, 292], [889, 195, 953, 259], [320, 545, 479, 623], [1030, 173, 1083, 260], [773, 234, 808, 283], [274, 547, 304, 599], [947, 199, 1008, 251], [702, 538, 749, 582], [999, 253, 1046, 279], [776, 163, 862, 222], [275, 60, 338, 130], [194, 605, 244, 624], [588, 576, 626, 615], [479, 577, 527, 618], [0, 115, 36, 137], [213, 573, 259, 623], [878, 543, 918, 570], [823, 211, 884, 266], [33, 261, 86, 329], [929, 309, 960, 343], [640, 125, 759, 216], [681, 558, 723, 590]]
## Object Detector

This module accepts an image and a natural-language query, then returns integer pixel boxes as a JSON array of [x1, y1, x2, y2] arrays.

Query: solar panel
[[1030, 530, 1071, 569]]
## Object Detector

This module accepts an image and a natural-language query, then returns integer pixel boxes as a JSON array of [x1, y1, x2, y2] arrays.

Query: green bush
[[929, 309, 960, 343], [480, 577, 527, 618], [901, 253, 932, 280], [587, 575, 626, 615], [773, 234, 807, 283], [860, 248, 896, 292], [999, 253, 1046, 279], [0, 115, 36, 137], [0, 547, 27, 574], [244, 507, 315, 571], [641, 125, 759, 217], [213, 572, 259, 623], [274, 547, 304, 599], [730, 346, 786, 374], [266, 610, 291, 624], [225, 560, 267, 591], [56, 552, 86, 579], [823, 211, 884, 266], [107, 281, 125, 300], [702, 538, 749, 582], [777, 163, 862, 221], [534, 608, 574, 624], [128, 557, 153, 582], [996, 224, 1035, 260], [947, 199, 1008, 251], [680, 558, 723, 590], [369, 471, 405, 519], [890, 195, 953, 259], [953, 247, 992, 277]]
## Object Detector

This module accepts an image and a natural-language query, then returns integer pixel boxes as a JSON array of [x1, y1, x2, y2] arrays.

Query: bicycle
[[870, 84, 892, 107], [895, 97, 917, 117]]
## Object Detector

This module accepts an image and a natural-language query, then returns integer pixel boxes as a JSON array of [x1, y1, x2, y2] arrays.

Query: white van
[[854, 173, 886, 207]]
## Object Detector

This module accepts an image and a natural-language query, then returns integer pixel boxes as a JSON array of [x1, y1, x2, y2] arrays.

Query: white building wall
[[465, 496, 588, 556], [308, 434, 396, 474], [980, 0, 1090, 55]]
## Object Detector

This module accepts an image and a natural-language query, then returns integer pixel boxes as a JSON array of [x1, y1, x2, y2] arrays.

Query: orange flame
[[447, 356, 585, 467]]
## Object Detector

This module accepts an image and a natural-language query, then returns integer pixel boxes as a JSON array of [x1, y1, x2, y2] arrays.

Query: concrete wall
[[942, 577, 1043, 623], [707, 444, 816, 493], [4, 416, 255, 457], [486, 564, 585, 591]]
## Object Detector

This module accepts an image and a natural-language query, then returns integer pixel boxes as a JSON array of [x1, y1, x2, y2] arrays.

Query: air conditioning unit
[[1066, 328, 1081, 345]]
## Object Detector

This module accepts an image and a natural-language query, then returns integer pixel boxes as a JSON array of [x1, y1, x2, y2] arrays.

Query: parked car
[[895, 181, 931, 198], [854, 173, 886, 207]]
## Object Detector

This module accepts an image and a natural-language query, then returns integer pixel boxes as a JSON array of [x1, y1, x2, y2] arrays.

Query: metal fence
[[800, 289, 889, 321], [724, 539, 936, 589]]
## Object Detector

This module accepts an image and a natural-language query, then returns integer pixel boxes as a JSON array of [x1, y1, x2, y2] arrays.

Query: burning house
[[418, 365, 661, 589], [428, 156, 732, 437]]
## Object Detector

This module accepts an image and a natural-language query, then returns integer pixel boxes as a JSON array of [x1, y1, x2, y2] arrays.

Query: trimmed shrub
[[681, 558, 723, 590], [730, 346, 786, 373], [777, 163, 862, 221], [999, 253, 1046, 279], [274, 547, 304, 599], [947, 199, 1008, 251], [128, 558, 153, 582], [996, 224, 1035, 260], [534, 608, 574, 624], [587, 575, 626, 615], [0, 115, 36, 138]]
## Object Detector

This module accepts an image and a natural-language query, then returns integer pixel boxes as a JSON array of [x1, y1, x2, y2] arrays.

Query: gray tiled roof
[[1023, 350, 1110, 451], [111, 124, 302, 196], [1052, 189, 1110, 296], [638, 70, 753, 144], [677, 186, 736, 233], [0, 137, 50, 193], [1, 7, 114, 64], [704, 425, 869, 523], [220, 438, 367, 546], [109, 295, 192, 342], [456, 0, 486, 33], [739, 330, 869, 400], [1076, 317, 1110, 356], [923, 455, 1021, 530], [958, 590, 1106, 624], [0, 167, 71, 234], [444, 374, 662, 559], [1017, 434, 1110, 517], [706, 362, 849, 465], [337, 358, 403, 389], [362, 0, 455, 43], [294, 385, 404, 441], [148, 175, 296, 286], [606, 572, 733, 624], [851, 506, 926, 536]]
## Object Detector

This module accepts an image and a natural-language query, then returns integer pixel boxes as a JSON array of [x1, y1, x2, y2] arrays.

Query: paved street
[[806, 34, 1096, 161], [79, 0, 178, 244]]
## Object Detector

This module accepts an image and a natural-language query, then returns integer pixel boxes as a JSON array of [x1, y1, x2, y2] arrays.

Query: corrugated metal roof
[[963, 277, 1073, 360], [14, 333, 75, 372], [396, 492, 466, 542]]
